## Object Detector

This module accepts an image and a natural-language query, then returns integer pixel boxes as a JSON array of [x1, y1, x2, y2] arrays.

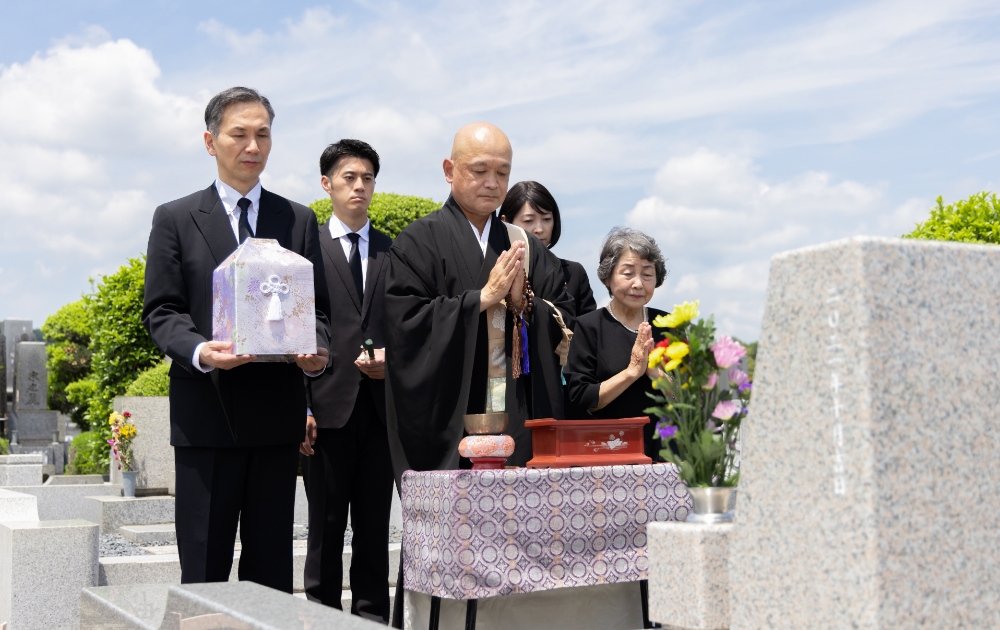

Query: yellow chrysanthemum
[[647, 347, 667, 369], [663, 358, 682, 371], [653, 301, 700, 328], [665, 342, 689, 361]]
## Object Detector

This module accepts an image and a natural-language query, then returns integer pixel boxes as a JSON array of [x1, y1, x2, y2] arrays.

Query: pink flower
[[728, 368, 749, 387], [702, 373, 718, 390], [712, 400, 741, 421], [711, 336, 746, 369]]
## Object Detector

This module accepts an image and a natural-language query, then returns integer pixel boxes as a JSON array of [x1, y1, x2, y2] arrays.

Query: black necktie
[[346, 232, 364, 300], [237, 197, 254, 243]]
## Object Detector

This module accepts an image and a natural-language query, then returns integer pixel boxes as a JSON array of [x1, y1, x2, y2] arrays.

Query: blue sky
[[2, 1, 1000, 338]]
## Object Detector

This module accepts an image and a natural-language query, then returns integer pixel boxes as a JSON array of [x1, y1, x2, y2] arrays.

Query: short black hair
[[319, 139, 380, 178], [499, 181, 562, 248], [205, 87, 274, 136]]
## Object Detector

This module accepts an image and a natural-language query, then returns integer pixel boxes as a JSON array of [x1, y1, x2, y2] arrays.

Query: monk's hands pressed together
[[355, 347, 385, 379], [480, 242, 524, 312], [199, 341, 256, 370], [626, 323, 654, 381], [300, 414, 317, 456], [295, 347, 329, 373]]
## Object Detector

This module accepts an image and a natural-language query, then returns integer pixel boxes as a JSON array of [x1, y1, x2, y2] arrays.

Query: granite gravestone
[[730, 237, 1000, 629], [0, 335, 6, 419], [10, 342, 60, 472], [2, 319, 33, 395]]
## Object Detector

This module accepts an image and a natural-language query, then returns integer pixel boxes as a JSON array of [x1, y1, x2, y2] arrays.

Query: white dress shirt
[[328, 217, 371, 290], [193, 179, 322, 376], [469, 216, 491, 255], [216, 178, 261, 240]]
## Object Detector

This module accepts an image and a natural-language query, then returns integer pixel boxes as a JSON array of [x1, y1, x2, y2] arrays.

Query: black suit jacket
[[306, 223, 390, 429], [142, 183, 332, 448]]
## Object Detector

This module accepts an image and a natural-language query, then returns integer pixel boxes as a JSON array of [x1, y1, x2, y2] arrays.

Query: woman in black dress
[[564, 227, 668, 459], [500, 181, 597, 317]]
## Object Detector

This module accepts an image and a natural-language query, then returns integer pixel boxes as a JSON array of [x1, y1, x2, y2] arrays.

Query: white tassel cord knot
[[259, 274, 289, 321]]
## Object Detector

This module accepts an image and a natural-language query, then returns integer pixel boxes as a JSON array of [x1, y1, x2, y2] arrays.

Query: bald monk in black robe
[[384, 122, 574, 478]]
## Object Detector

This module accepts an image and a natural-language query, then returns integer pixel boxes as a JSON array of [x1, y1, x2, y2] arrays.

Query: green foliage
[[67, 431, 108, 475], [735, 338, 758, 381], [904, 192, 1000, 244], [41, 299, 93, 428], [309, 192, 440, 238], [0, 437, 8, 455], [124, 361, 170, 397], [87, 256, 161, 429]]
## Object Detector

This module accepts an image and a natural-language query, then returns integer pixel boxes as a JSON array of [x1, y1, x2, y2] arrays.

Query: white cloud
[[0, 38, 205, 323], [627, 149, 924, 339]]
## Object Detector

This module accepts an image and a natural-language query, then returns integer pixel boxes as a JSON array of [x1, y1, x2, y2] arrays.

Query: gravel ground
[[101, 524, 399, 557], [100, 534, 150, 557]]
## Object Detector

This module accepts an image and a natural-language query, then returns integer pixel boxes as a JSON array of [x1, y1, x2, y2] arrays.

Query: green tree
[[41, 299, 93, 428], [904, 192, 1000, 244], [85, 256, 161, 452], [309, 192, 440, 238]]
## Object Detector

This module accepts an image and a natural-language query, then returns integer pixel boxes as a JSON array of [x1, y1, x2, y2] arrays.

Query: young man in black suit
[[142, 87, 331, 593], [300, 139, 393, 622]]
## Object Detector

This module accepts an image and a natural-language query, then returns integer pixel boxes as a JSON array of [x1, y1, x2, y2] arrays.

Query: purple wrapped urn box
[[212, 238, 317, 359]]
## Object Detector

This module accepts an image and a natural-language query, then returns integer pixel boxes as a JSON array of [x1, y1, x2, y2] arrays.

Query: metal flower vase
[[122, 471, 138, 498], [685, 486, 735, 523]]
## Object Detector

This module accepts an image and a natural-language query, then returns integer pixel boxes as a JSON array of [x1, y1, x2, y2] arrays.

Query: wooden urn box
[[524, 417, 652, 468]]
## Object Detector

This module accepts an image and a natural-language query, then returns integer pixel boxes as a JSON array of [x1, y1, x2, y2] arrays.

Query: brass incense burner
[[462, 412, 509, 436]]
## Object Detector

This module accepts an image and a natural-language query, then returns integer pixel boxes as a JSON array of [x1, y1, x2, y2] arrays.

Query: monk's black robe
[[384, 197, 574, 480]]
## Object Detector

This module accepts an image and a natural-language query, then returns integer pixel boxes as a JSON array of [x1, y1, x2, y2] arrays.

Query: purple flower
[[738, 382, 752, 393], [658, 425, 677, 440]]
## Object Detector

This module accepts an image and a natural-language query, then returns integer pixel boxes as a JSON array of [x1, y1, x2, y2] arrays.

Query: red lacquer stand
[[469, 457, 507, 470], [524, 417, 653, 468]]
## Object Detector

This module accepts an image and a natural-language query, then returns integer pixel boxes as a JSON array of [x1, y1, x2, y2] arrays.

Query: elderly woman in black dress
[[564, 227, 668, 458], [500, 181, 597, 317]]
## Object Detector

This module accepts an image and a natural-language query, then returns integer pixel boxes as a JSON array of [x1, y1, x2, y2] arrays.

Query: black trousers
[[304, 382, 394, 623], [174, 444, 299, 592]]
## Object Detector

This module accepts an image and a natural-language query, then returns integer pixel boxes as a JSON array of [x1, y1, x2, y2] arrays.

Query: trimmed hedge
[[124, 361, 169, 397], [67, 431, 107, 475], [904, 192, 1000, 244], [309, 192, 440, 238]]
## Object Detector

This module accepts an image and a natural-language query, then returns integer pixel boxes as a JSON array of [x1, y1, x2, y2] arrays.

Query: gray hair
[[596, 227, 668, 296], [204, 87, 275, 136]]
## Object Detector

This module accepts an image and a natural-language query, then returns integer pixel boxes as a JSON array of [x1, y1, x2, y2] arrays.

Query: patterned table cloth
[[401, 464, 692, 600]]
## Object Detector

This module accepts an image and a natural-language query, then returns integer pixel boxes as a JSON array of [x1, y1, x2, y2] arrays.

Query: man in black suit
[[300, 139, 393, 622], [142, 87, 331, 593]]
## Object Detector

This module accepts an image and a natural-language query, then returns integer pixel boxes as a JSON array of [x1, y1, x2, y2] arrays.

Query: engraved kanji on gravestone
[[13, 342, 47, 412]]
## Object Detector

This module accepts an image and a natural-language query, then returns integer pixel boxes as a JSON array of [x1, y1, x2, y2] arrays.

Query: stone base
[[8, 441, 64, 474], [9, 410, 58, 443], [82, 581, 382, 630], [0, 489, 38, 522], [6, 483, 121, 520], [45, 474, 107, 486], [80, 583, 167, 630], [0, 454, 42, 486], [647, 521, 731, 630], [83, 495, 174, 534], [0, 519, 99, 630], [119, 523, 176, 544]]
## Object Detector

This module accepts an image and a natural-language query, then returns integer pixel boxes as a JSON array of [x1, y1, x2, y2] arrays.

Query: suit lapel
[[190, 184, 238, 265], [320, 224, 363, 313], [361, 230, 389, 321], [255, 189, 293, 246]]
